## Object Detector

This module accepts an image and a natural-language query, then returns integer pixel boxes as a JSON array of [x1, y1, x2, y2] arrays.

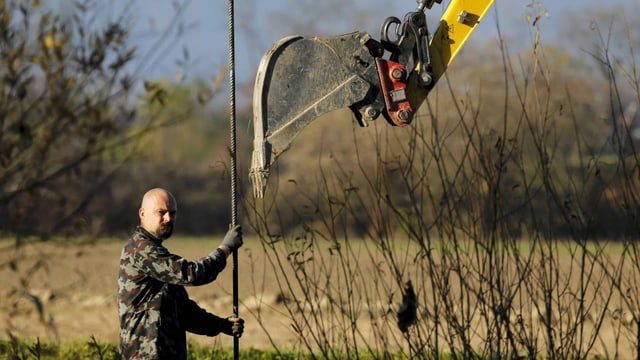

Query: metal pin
[[458, 10, 469, 24]]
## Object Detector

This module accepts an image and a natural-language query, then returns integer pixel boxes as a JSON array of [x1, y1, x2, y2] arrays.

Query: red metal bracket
[[375, 58, 414, 126]]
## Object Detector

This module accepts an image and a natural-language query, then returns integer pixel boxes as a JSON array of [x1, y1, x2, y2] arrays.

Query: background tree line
[[0, 0, 238, 240], [1, 0, 638, 241]]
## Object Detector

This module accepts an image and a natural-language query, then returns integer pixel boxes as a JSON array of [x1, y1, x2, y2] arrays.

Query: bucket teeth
[[249, 140, 269, 198]]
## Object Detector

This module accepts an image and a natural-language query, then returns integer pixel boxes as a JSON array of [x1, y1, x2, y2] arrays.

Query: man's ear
[[138, 207, 145, 220]]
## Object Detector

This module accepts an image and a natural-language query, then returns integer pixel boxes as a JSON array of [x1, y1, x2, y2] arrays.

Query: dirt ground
[[0, 237, 298, 351], [0, 237, 637, 358]]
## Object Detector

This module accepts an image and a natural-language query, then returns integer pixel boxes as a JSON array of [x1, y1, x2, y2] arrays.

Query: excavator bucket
[[250, 0, 495, 198], [249, 32, 386, 198]]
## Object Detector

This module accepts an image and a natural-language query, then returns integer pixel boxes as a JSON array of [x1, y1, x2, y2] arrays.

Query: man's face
[[139, 191, 177, 240]]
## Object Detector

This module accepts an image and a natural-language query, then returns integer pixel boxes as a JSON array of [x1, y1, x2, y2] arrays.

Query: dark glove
[[221, 225, 243, 251], [221, 316, 244, 338]]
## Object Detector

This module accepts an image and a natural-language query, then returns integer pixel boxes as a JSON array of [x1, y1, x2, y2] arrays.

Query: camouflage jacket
[[117, 226, 229, 360]]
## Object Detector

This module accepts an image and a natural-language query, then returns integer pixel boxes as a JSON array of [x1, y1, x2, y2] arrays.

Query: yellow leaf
[[37, 127, 52, 142], [10, 57, 20, 73], [44, 34, 55, 49], [212, 63, 227, 88], [44, 32, 64, 51]]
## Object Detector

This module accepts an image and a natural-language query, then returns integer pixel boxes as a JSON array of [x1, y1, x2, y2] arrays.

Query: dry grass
[[0, 237, 637, 358]]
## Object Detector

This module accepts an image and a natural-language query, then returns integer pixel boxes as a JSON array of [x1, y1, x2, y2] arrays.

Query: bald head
[[139, 188, 177, 240]]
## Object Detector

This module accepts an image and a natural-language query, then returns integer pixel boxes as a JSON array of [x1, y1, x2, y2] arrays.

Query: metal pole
[[227, 0, 240, 359]]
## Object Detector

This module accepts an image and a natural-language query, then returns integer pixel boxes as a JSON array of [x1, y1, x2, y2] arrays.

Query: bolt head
[[398, 110, 412, 122], [364, 106, 379, 119], [420, 72, 433, 87], [391, 68, 405, 80]]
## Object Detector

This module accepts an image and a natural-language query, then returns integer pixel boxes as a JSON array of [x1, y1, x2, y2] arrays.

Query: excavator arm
[[250, 0, 495, 197]]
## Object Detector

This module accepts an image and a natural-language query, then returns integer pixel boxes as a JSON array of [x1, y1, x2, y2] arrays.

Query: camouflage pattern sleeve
[[129, 230, 227, 286], [181, 297, 228, 336]]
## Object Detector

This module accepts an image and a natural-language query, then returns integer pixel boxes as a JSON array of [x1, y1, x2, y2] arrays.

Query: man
[[117, 187, 244, 359]]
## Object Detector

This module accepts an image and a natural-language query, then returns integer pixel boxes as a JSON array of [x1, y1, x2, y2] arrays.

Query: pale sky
[[118, 0, 639, 86]]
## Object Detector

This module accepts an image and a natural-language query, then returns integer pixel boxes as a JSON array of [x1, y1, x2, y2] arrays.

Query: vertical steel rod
[[227, 0, 240, 359]]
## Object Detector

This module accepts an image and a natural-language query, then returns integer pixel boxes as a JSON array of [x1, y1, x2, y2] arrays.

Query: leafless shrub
[[244, 5, 640, 359]]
